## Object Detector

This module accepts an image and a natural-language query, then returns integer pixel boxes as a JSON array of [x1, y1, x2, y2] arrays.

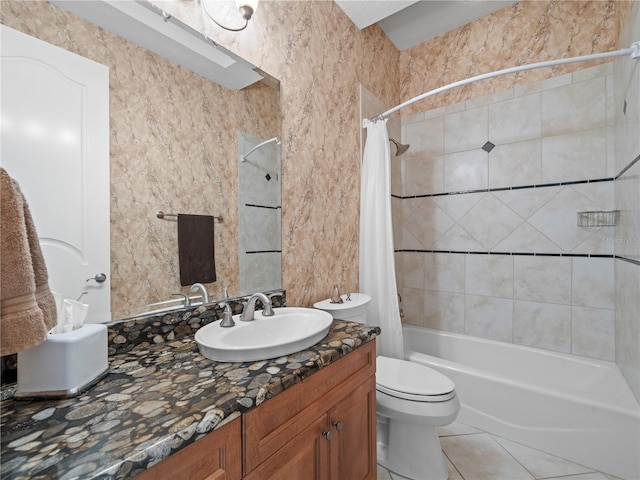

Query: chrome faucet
[[240, 292, 274, 321], [189, 283, 210, 305]]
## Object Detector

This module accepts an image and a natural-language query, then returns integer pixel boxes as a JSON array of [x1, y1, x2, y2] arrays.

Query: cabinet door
[[134, 417, 242, 480], [244, 414, 330, 480], [329, 376, 377, 480]]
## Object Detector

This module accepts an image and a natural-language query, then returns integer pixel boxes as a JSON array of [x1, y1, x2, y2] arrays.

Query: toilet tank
[[313, 293, 371, 324]]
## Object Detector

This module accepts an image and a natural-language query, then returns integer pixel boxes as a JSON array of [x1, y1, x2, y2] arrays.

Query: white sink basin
[[194, 307, 333, 362]]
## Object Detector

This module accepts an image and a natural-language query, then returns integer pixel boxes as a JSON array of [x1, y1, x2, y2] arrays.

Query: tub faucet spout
[[240, 292, 274, 321]]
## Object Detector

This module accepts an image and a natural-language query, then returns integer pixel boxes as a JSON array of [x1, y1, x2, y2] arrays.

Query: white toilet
[[314, 293, 460, 480]]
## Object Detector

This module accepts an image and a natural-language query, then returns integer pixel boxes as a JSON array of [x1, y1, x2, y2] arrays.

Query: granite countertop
[[0, 299, 379, 480]]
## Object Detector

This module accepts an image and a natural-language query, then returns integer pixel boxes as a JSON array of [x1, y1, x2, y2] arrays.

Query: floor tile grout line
[[442, 449, 466, 480], [488, 432, 539, 479]]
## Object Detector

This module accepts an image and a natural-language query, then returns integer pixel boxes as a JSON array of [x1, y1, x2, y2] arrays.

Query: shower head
[[389, 138, 410, 156]]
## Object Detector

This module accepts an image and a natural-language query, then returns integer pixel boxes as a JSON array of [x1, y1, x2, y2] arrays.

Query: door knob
[[87, 273, 107, 283], [332, 421, 343, 431], [322, 430, 332, 441]]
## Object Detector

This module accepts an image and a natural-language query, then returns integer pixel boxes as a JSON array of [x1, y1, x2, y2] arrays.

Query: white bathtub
[[402, 325, 640, 479]]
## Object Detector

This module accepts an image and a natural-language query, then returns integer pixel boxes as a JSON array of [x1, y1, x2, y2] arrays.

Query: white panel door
[[1, 25, 111, 323]]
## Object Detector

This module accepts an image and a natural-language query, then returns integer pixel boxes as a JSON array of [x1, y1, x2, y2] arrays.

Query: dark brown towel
[[1, 168, 57, 356], [177, 214, 216, 286]]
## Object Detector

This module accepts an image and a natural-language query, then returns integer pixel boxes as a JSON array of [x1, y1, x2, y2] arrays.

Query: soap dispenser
[[330, 284, 343, 304]]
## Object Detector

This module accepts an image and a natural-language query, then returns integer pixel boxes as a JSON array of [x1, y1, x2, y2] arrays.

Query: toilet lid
[[376, 356, 455, 399]]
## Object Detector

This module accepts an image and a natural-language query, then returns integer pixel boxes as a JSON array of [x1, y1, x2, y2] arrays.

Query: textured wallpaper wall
[[399, 0, 622, 115]]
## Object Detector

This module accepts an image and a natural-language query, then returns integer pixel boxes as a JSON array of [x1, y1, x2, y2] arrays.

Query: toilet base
[[377, 415, 449, 480]]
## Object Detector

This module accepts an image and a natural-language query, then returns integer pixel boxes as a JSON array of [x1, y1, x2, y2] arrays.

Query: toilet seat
[[376, 356, 456, 402]]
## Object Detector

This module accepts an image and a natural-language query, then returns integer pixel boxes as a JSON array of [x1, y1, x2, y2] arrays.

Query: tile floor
[[377, 421, 624, 480]]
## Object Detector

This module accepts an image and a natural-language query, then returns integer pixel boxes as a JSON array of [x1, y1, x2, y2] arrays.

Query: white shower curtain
[[359, 119, 404, 359]]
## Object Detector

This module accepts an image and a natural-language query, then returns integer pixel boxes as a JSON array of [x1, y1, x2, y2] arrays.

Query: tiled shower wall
[[398, 63, 619, 362], [238, 131, 282, 294], [613, 3, 640, 402]]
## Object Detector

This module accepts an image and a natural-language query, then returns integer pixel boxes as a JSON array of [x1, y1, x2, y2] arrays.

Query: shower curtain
[[359, 119, 404, 359]]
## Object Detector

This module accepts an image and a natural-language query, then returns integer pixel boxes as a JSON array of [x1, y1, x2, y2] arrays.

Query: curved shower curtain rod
[[367, 41, 640, 123], [240, 136, 281, 162]]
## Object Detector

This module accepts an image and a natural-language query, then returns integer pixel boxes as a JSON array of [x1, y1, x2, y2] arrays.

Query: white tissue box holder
[[15, 323, 108, 399]]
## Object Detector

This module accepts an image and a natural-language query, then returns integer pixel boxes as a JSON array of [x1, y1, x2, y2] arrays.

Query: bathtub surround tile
[[464, 295, 513, 342], [403, 198, 455, 249], [403, 252, 425, 289], [401, 287, 424, 327], [424, 252, 465, 293], [465, 255, 513, 298], [514, 73, 572, 98], [401, 226, 423, 250], [493, 437, 595, 479], [615, 259, 640, 402], [571, 257, 615, 309], [513, 300, 571, 353], [541, 128, 608, 183], [488, 94, 541, 145], [514, 256, 572, 304], [432, 192, 486, 222], [492, 187, 559, 221], [424, 291, 465, 333], [489, 139, 542, 189], [431, 224, 485, 252], [493, 222, 563, 254], [458, 194, 523, 250], [404, 116, 444, 159], [443, 150, 489, 192], [466, 88, 514, 110], [571, 306, 615, 361], [440, 433, 534, 480], [528, 187, 599, 252], [541, 77, 607, 137], [572, 63, 613, 84], [402, 155, 444, 196], [570, 228, 614, 256], [444, 106, 488, 154]]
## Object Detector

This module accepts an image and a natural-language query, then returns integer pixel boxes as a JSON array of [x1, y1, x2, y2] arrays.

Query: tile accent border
[[395, 248, 640, 265], [392, 177, 614, 200]]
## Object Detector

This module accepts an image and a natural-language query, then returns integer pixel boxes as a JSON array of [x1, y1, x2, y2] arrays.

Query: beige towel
[[1, 168, 57, 356]]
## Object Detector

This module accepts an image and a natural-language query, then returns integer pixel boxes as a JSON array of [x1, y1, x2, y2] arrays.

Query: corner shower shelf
[[576, 210, 619, 227]]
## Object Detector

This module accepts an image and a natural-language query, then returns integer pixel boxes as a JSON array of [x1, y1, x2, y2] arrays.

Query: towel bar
[[157, 211, 223, 223]]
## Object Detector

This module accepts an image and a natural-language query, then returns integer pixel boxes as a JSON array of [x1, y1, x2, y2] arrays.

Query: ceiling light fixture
[[202, 0, 258, 32]]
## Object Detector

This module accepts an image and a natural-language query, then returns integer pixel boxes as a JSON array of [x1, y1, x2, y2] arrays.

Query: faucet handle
[[262, 302, 274, 317], [218, 302, 234, 327], [172, 293, 190, 307]]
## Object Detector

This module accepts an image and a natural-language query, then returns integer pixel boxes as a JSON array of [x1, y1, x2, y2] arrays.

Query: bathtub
[[402, 325, 640, 479]]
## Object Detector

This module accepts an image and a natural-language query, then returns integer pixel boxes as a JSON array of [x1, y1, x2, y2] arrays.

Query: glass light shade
[[236, 0, 258, 20], [236, 0, 259, 12]]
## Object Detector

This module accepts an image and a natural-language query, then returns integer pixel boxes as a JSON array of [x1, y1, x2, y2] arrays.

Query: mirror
[[1, 0, 281, 320]]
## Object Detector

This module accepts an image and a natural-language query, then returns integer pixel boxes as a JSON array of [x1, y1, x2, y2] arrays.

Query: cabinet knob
[[332, 421, 343, 431], [322, 430, 333, 441]]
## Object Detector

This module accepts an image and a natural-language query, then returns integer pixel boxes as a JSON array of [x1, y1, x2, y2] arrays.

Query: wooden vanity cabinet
[[243, 340, 377, 480], [134, 340, 376, 480], [134, 415, 242, 480]]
